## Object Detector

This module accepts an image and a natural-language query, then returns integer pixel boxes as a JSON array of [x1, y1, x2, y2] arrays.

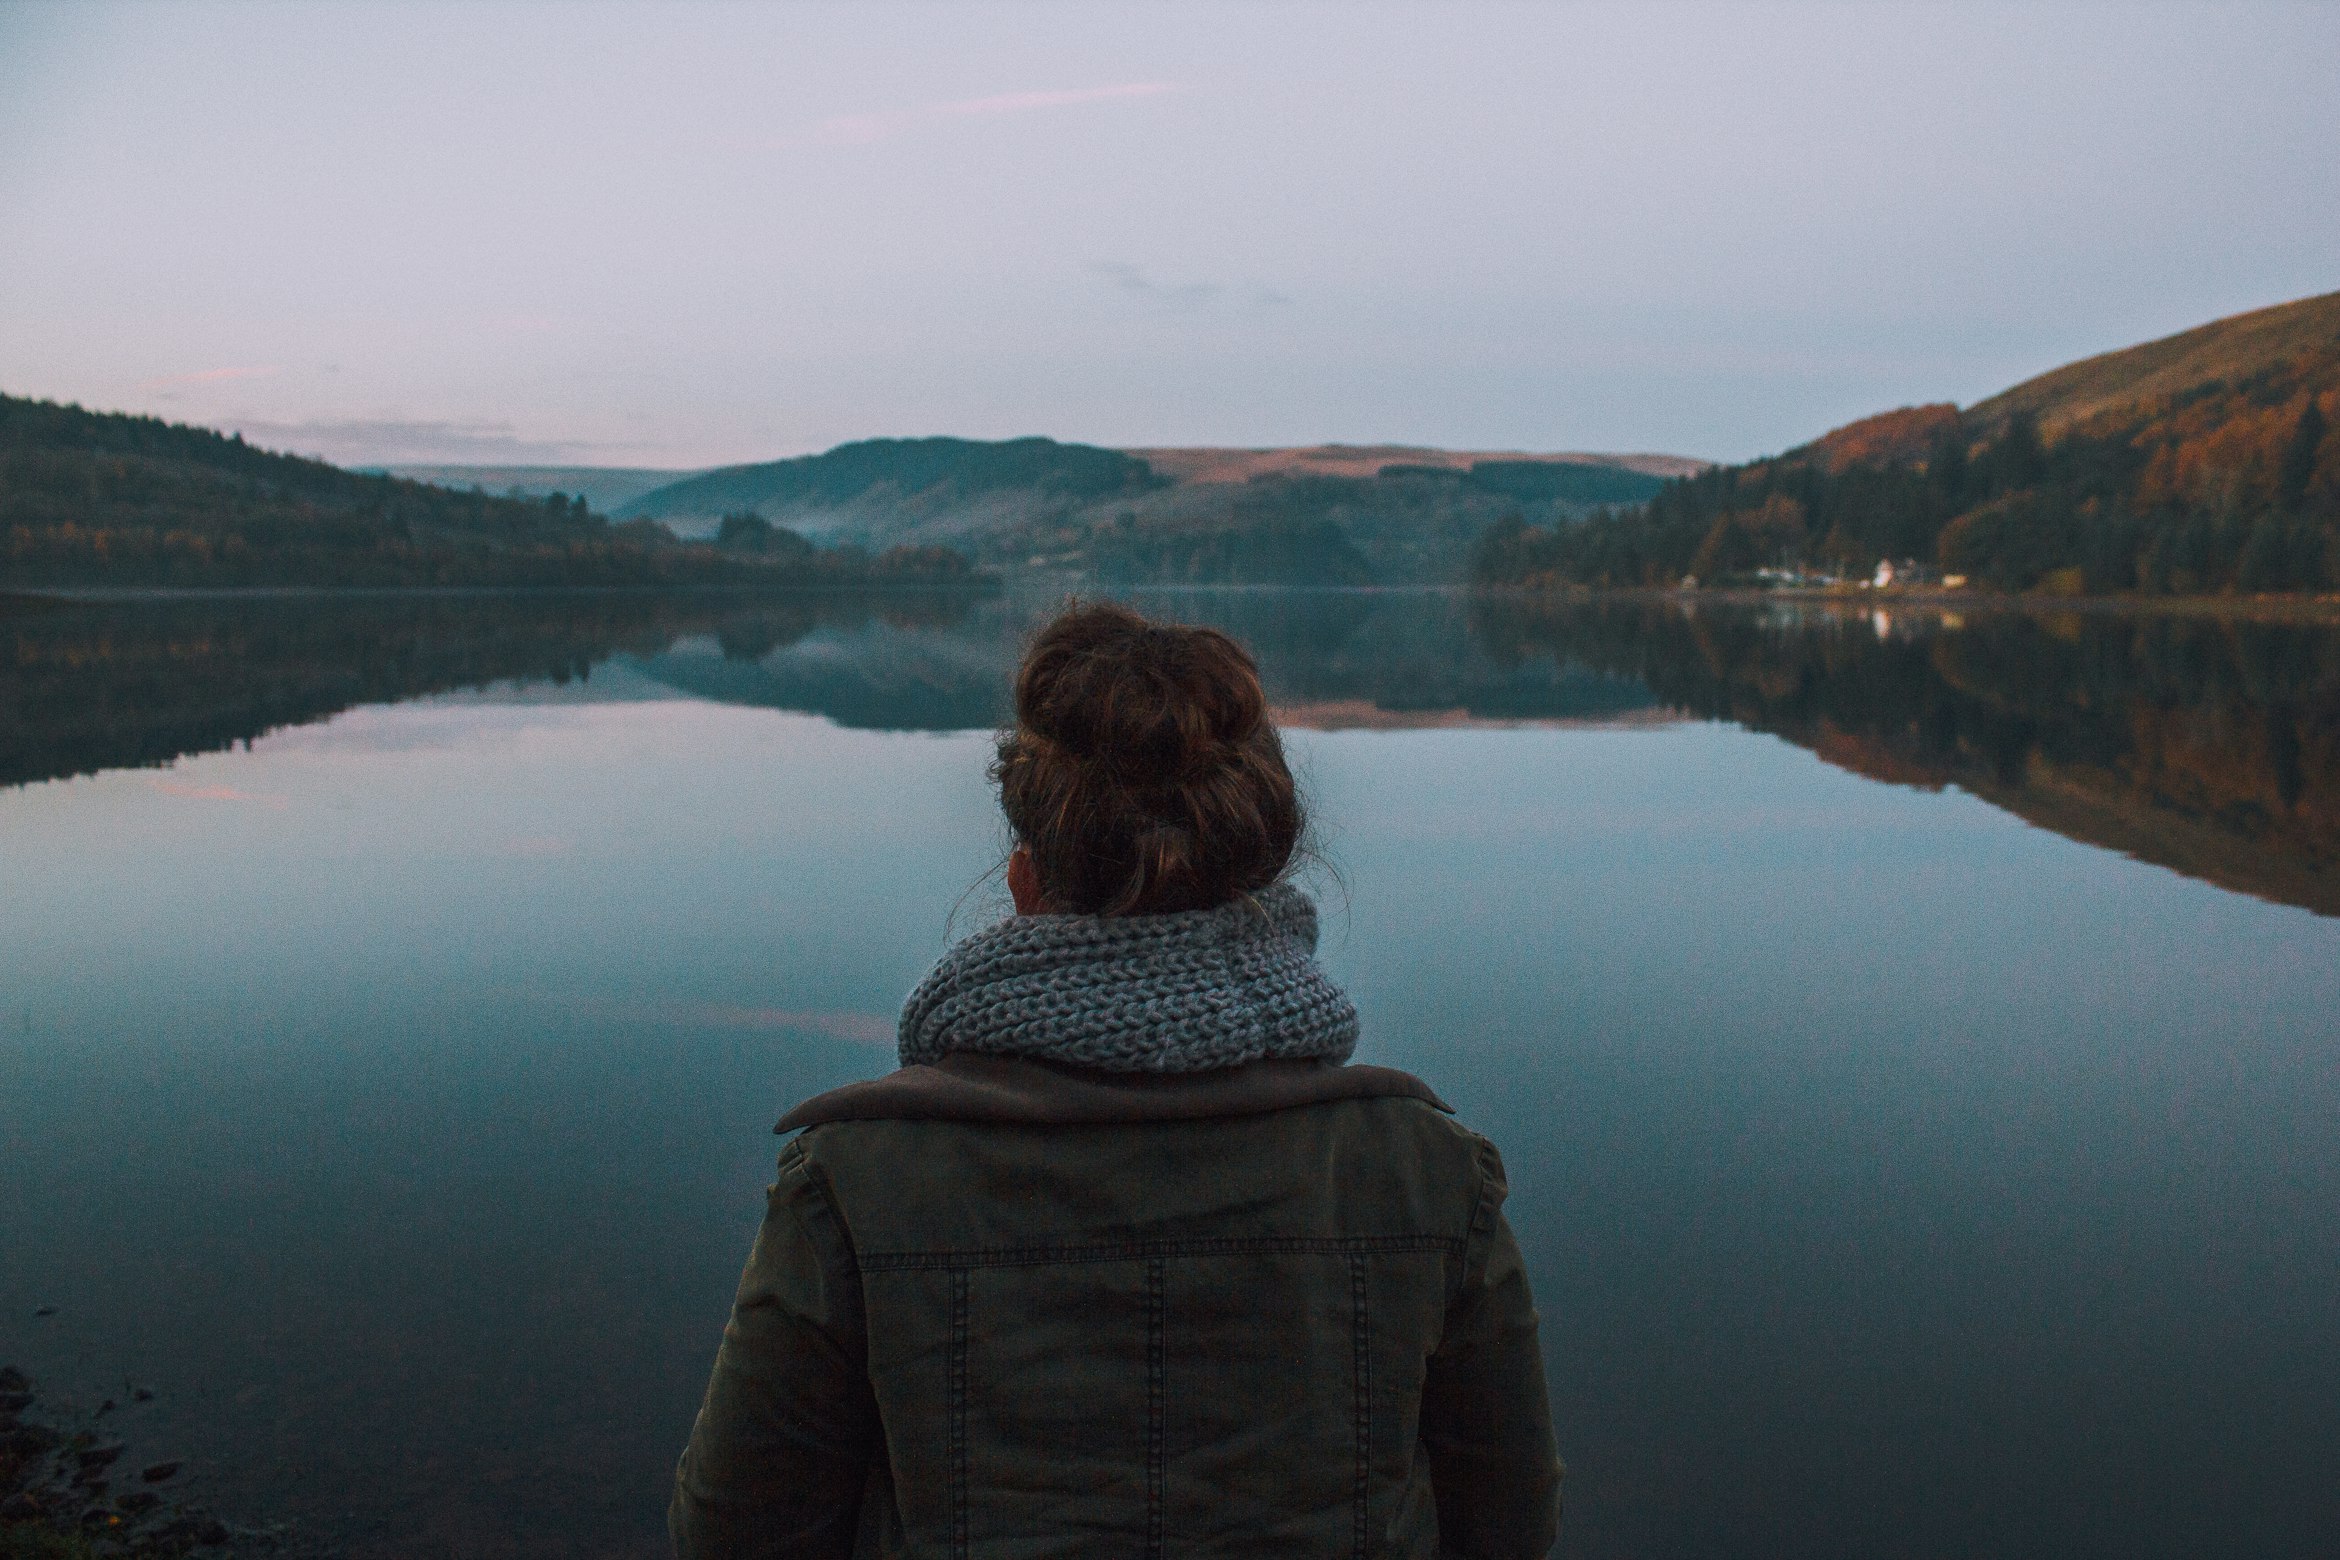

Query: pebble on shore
[[0, 1364, 245, 1558]]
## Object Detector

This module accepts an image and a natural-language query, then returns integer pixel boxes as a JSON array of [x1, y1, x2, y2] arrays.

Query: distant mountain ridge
[[616, 436, 1699, 585], [1474, 288, 2340, 596]]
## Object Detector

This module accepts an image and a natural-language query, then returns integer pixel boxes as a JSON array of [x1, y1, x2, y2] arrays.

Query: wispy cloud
[[778, 81, 1183, 149], [224, 417, 601, 467], [1089, 261, 1221, 310], [1088, 262, 1294, 315], [136, 364, 283, 393]]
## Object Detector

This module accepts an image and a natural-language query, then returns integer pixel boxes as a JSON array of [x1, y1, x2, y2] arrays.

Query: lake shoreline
[[0, 1366, 333, 1559], [1473, 582, 2340, 621], [13, 578, 2339, 622], [1, 580, 1001, 609]]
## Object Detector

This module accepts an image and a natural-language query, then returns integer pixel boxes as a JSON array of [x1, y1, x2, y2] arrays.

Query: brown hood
[[776, 1052, 1450, 1133]]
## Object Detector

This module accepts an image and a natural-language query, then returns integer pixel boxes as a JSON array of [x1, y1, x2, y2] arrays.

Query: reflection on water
[[4, 590, 2339, 1560], [1472, 596, 2340, 916], [9, 590, 2339, 913], [0, 591, 977, 788]]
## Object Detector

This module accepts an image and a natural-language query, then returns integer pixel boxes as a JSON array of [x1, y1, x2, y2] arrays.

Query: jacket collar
[[777, 1053, 1449, 1134]]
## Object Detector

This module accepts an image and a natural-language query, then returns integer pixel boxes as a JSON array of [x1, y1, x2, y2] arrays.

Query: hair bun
[[995, 602, 1299, 916], [1020, 619, 1262, 784]]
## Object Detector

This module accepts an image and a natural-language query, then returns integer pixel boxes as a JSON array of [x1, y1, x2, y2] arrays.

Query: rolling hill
[[620, 437, 1694, 585], [616, 437, 1163, 531], [1474, 288, 2340, 596], [0, 395, 980, 591], [1967, 290, 2340, 439]]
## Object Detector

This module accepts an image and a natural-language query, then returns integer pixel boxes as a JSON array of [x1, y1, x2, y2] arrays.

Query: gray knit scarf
[[898, 882, 1360, 1073]]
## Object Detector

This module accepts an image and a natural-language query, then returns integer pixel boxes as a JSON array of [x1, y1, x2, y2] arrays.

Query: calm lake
[[4, 587, 2338, 1559]]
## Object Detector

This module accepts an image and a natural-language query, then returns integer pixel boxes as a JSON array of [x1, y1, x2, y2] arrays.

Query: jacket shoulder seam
[[781, 1137, 866, 1288], [1455, 1133, 1507, 1310]]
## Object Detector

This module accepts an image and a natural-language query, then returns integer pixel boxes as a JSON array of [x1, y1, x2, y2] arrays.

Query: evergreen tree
[[1927, 425, 1969, 509], [2279, 399, 2326, 513]]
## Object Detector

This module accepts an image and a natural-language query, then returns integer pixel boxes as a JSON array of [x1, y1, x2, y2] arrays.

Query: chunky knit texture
[[898, 882, 1359, 1073]]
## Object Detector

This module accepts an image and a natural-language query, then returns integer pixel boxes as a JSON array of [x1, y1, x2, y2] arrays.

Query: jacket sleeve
[[1420, 1137, 1564, 1560], [670, 1137, 879, 1560]]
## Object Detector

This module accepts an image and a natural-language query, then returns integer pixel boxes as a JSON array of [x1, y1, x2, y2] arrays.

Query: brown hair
[[993, 602, 1301, 916]]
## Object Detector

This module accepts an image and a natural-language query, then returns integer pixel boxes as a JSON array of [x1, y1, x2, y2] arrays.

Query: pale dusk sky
[[2, 0, 2334, 468]]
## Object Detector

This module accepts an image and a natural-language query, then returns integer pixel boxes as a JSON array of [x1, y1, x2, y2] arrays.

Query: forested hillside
[[0, 396, 980, 590], [1009, 464, 1666, 585], [626, 435, 1674, 584], [619, 437, 1165, 530], [1474, 290, 2340, 595]]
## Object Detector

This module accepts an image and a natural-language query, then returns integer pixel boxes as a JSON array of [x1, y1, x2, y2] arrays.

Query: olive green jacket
[[671, 1055, 1562, 1559]]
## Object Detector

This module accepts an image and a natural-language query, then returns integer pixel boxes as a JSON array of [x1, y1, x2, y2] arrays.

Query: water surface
[[3, 589, 2337, 1558]]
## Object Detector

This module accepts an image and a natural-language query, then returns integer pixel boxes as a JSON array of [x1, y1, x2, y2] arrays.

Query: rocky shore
[[0, 1368, 324, 1560]]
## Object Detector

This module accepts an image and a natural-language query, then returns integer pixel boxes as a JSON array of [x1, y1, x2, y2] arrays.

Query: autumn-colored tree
[[1688, 494, 1808, 581], [1475, 321, 2340, 596]]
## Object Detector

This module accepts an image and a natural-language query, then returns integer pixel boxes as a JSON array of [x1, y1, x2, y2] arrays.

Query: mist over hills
[[1474, 288, 2340, 596], [377, 464, 697, 514], [617, 437, 1687, 585]]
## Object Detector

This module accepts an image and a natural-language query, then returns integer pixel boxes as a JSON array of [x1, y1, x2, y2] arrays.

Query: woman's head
[[994, 602, 1301, 917]]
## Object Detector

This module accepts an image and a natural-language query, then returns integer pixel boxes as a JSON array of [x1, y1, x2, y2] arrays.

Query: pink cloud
[[135, 364, 284, 392], [148, 776, 288, 808]]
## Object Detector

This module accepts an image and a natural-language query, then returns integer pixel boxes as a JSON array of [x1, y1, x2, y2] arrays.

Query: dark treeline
[[0, 395, 984, 590], [1474, 360, 2339, 596], [1085, 496, 1377, 587], [711, 509, 976, 582], [1378, 459, 1668, 508], [1471, 595, 2340, 914]]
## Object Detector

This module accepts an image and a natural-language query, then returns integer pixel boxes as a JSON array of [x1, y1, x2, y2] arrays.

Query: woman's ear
[[1007, 845, 1046, 915]]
